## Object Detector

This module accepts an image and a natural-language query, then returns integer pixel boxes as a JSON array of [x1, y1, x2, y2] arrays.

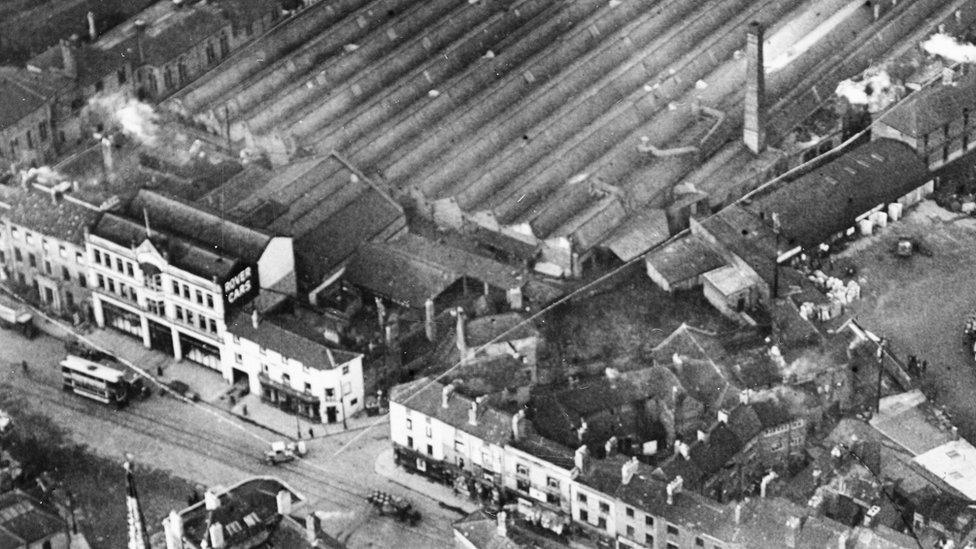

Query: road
[[0, 328, 458, 548]]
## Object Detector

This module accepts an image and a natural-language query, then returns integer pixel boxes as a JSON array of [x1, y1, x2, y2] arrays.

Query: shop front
[[258, 373, 322, 421], [102, 301, 142, 340], [179, 331, 221, 369], [393, 444, 454, 485]]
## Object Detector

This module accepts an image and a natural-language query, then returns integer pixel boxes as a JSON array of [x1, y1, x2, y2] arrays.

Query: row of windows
[[4, 119, 50, 157], [171, 280, 216, 308], [96, 274, 134, 301], [173, 305, 218, 335], [6, 247, 87, 287], [93, 249, 135, 278], [7, 230, 81, 266]]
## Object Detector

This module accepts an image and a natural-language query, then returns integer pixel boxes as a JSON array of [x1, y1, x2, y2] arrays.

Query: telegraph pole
[[875, 336, 887, 415]]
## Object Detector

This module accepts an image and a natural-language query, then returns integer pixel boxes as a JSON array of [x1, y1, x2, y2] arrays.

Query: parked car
[[165, 380, 200, 402], [264, 440, 307, 465]]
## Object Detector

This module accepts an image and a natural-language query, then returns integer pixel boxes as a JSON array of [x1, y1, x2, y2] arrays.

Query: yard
[[841, 200, 976, 441]]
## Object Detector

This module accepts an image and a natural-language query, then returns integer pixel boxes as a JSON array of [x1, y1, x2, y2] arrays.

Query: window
[[235, 353, 243, 364], [645, 534, 654, 546], [407, 436, 413, 448], [164, 66, 174, 89], [281, 373, 290, 384], [425, 425, 432, 438], [107, 279, 115, 293], [626, 525, 635, 537], [304, 382, 312, 393], [645, 515, 654, 526], [454, 440, 464, 451], [546, 492, 560, 505], [42, 540, 52, 549], [350, 398, 358, 406], [195, 290, 203, 304], [261, 364, 268, 373], [94, 249, 101, 264], [76, 251, 84, 264], [626, 507, 634, 518], [174, 305, 183, 321], [599, 501, 610, 514], [28, 253, 36, 268], [44, 260, 52, 275], [172, 280, 179, 294], [426, 444, 433, 455], [457, 457, 465, 468], [206, 293, 214, 308], [58, 245, 67, 258], [577, 493, 587, 504], [115, 258, 123, 272], [126, 262, 134, 277], [209, 319, 217, 334], [232, 334, 240, 344], [206, 42, 216, 64], [97, 274, 104, 289], [78, 274, 87, 288], [597, 517, 607, 529], [259, 346, 266, 355], [14, 248, 21, 262], [515, 463, 528, 476], [9, 227, 17, 239], [516, 479, 530, 493], [579, 510, 589, 522], [62, 266, 70, 281], [325, 388, 334, 398], [38, 120, 48, 141], [197, 315, 205, 330], [41, 239, 48, 253], [185, 310, 195, 326], [667, 524, 679, 536], [342, 365, 349, 375], [94, 79, 104, 92], [667, 544, 679, 549], [546, 476, 559, 489], [24, 232, 32, 244], [0, 250, 4, 264], [26, 130, 33, 149], [182, 284, 190, 299], [406, 418, 412, 430]]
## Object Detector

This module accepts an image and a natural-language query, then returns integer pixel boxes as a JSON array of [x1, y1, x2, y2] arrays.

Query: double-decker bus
[[60, 355, 134, 407]]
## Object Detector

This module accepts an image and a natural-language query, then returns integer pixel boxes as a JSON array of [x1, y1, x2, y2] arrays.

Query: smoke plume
[[87, 93, 161, 146], [835, 67, 899, 113]]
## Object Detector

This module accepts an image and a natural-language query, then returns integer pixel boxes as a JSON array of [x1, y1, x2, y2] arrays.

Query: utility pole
[[875, 336, 887, 415]]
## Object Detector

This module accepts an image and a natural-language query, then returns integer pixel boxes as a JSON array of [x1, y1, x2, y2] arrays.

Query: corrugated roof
[[745, 139, 929, 249]]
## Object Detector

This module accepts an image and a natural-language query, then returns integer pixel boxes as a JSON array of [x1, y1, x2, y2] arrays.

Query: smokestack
[[59, 39, 78, 79], [133, 19, 147, 64], [425, 298, 436, 341], [455, 307, 467, 358], [743, 21, 766, 154], [87, 11, 97, 41]]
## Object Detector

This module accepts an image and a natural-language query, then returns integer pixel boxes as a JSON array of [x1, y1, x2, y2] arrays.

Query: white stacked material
[[888, 202, 903, 221], [859, 218, 874, 236]]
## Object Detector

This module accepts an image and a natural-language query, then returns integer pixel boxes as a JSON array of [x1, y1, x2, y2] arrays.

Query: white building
[[223, 306, 364, 424], [87, 190, 294, 372]]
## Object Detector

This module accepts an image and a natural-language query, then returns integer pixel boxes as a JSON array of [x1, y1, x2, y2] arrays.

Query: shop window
[[597, 517, 607, 530], [546, 492, 560, 505], [516, 479, 530, 493]]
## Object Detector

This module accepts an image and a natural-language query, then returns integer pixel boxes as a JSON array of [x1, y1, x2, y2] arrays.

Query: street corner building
[[85, 189, 295, 375]]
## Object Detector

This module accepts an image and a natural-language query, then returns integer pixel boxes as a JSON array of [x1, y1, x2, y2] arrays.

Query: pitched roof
[[744, 139, 929, 248], [0, 66, 65, 129], [453, 509, 566, 549], [750, 400, 794, 430], [390, 377, 514, 446], [604, 208, 671, 261], [0, 490, 66, 545], [0, 184, 101, 245], [464, 313, 538, 347], [226, 306, 360, 370], [176, 477, 302, 547], [28, 40, 130, 88], [644, 235, 725, 287], [879, 68, 976, 138], [508, 434, 577, 471], [101, 2, 229, 68]]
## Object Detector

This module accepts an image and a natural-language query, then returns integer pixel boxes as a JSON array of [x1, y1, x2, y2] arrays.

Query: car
[[264, 441, 306, 465], [165, 380, 200, 402]]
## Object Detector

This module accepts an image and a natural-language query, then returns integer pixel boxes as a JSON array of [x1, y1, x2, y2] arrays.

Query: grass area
[[0, 386, 196, 549]]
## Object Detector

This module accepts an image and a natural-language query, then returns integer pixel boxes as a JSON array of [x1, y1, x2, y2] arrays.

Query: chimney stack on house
[[442, 383, 455, 408], [59, 39, 78, 79], [621, 456, 639, 485], [785, 516, 802, 548], [862, 505, 881, 527], [203, 490, 220, 510], [577, 420, 588, 442], [455, 307, 468, 359], [511, 409, 527, 440], [468, 396, 485, 426], [717, 409, 729, 424], [674, 439, 690, 460], [666, 476, 683, 505], [164, 510, 184, 549], [251, 309, 260, 329], [604, 436, 618, 457], [574, 445, 589, 472], [208, 523, 225, 548], [87, 11, 98, 41], [760, 470, 778, 497], [100, 134, 115, 176], [276, 490, 292, 515], [743, 21, 766, 154], [697, 429, 708, 443], [425, 298, 436, 342], [134, 19, 148, 64]]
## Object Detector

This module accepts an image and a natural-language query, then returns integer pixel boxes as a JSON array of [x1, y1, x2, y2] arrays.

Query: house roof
[[508, 434, 577, 472], [175, 477, 302, 548], [605, 208, 671, 261], [346, 233, 523, 308], [696, 204, 779, 284], [0, 66, 66, 129], [750, 399, 794, 430], [879, 68, 976, 138], [869, 390, 955, 456], [99, 1, 230, 68], [390, 377, 514, 446], [226, 306, 360, 370], [464, 313, 538, 348], [644, 235, 725, 287], [453, 509, 567, 549], [0, 184, 101, 246], [651, 323, 727, 364], [726, 404, 763, 443], [0, 490, 66, 546], [27, 40, 130, 88], [744, 139, 929, 248], [913, 440, 976, 501]]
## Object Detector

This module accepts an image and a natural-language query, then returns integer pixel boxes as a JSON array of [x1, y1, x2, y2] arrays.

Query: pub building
[[86, 190, 295, 381]]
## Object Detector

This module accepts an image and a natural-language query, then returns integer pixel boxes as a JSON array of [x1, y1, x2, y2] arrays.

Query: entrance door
[[148, 320, 173, 356], [325, 406, 337, 424]]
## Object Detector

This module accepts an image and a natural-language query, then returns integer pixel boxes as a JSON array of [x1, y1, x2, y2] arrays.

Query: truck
[[0, 294, 34, 339], [366, 490, 421, 525]]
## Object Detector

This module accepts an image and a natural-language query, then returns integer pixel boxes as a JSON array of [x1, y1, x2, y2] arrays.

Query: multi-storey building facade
[[0, 181, 99, 318], [223, 305, 364, 424], [0, 67, 70, 168], [86, 190, 294, 372]]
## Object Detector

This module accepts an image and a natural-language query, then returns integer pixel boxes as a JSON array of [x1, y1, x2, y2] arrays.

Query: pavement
[[373, 448, 479, 515]]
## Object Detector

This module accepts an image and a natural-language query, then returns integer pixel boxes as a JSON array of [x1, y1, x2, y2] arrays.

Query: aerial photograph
[[1, 0, 976, 547]]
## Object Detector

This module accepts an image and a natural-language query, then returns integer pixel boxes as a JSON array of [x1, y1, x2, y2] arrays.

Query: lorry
[[366, 490, 421, 525]]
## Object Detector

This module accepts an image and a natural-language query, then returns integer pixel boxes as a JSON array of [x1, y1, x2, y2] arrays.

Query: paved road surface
[[0, 329, 458, 548]]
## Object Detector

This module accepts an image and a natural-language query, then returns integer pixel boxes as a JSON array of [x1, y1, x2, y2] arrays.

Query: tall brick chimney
[[743, 21, 766, 154]]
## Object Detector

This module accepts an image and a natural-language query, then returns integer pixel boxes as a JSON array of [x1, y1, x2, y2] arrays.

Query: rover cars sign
[[223, 265, 257, 306]]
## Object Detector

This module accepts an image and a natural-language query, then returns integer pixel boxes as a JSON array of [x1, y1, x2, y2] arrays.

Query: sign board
[[223, 264, 258, 307]]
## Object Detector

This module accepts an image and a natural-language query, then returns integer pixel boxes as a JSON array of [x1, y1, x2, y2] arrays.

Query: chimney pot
[[511, 409, 527, 440], [87, 11, 97, 41]]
